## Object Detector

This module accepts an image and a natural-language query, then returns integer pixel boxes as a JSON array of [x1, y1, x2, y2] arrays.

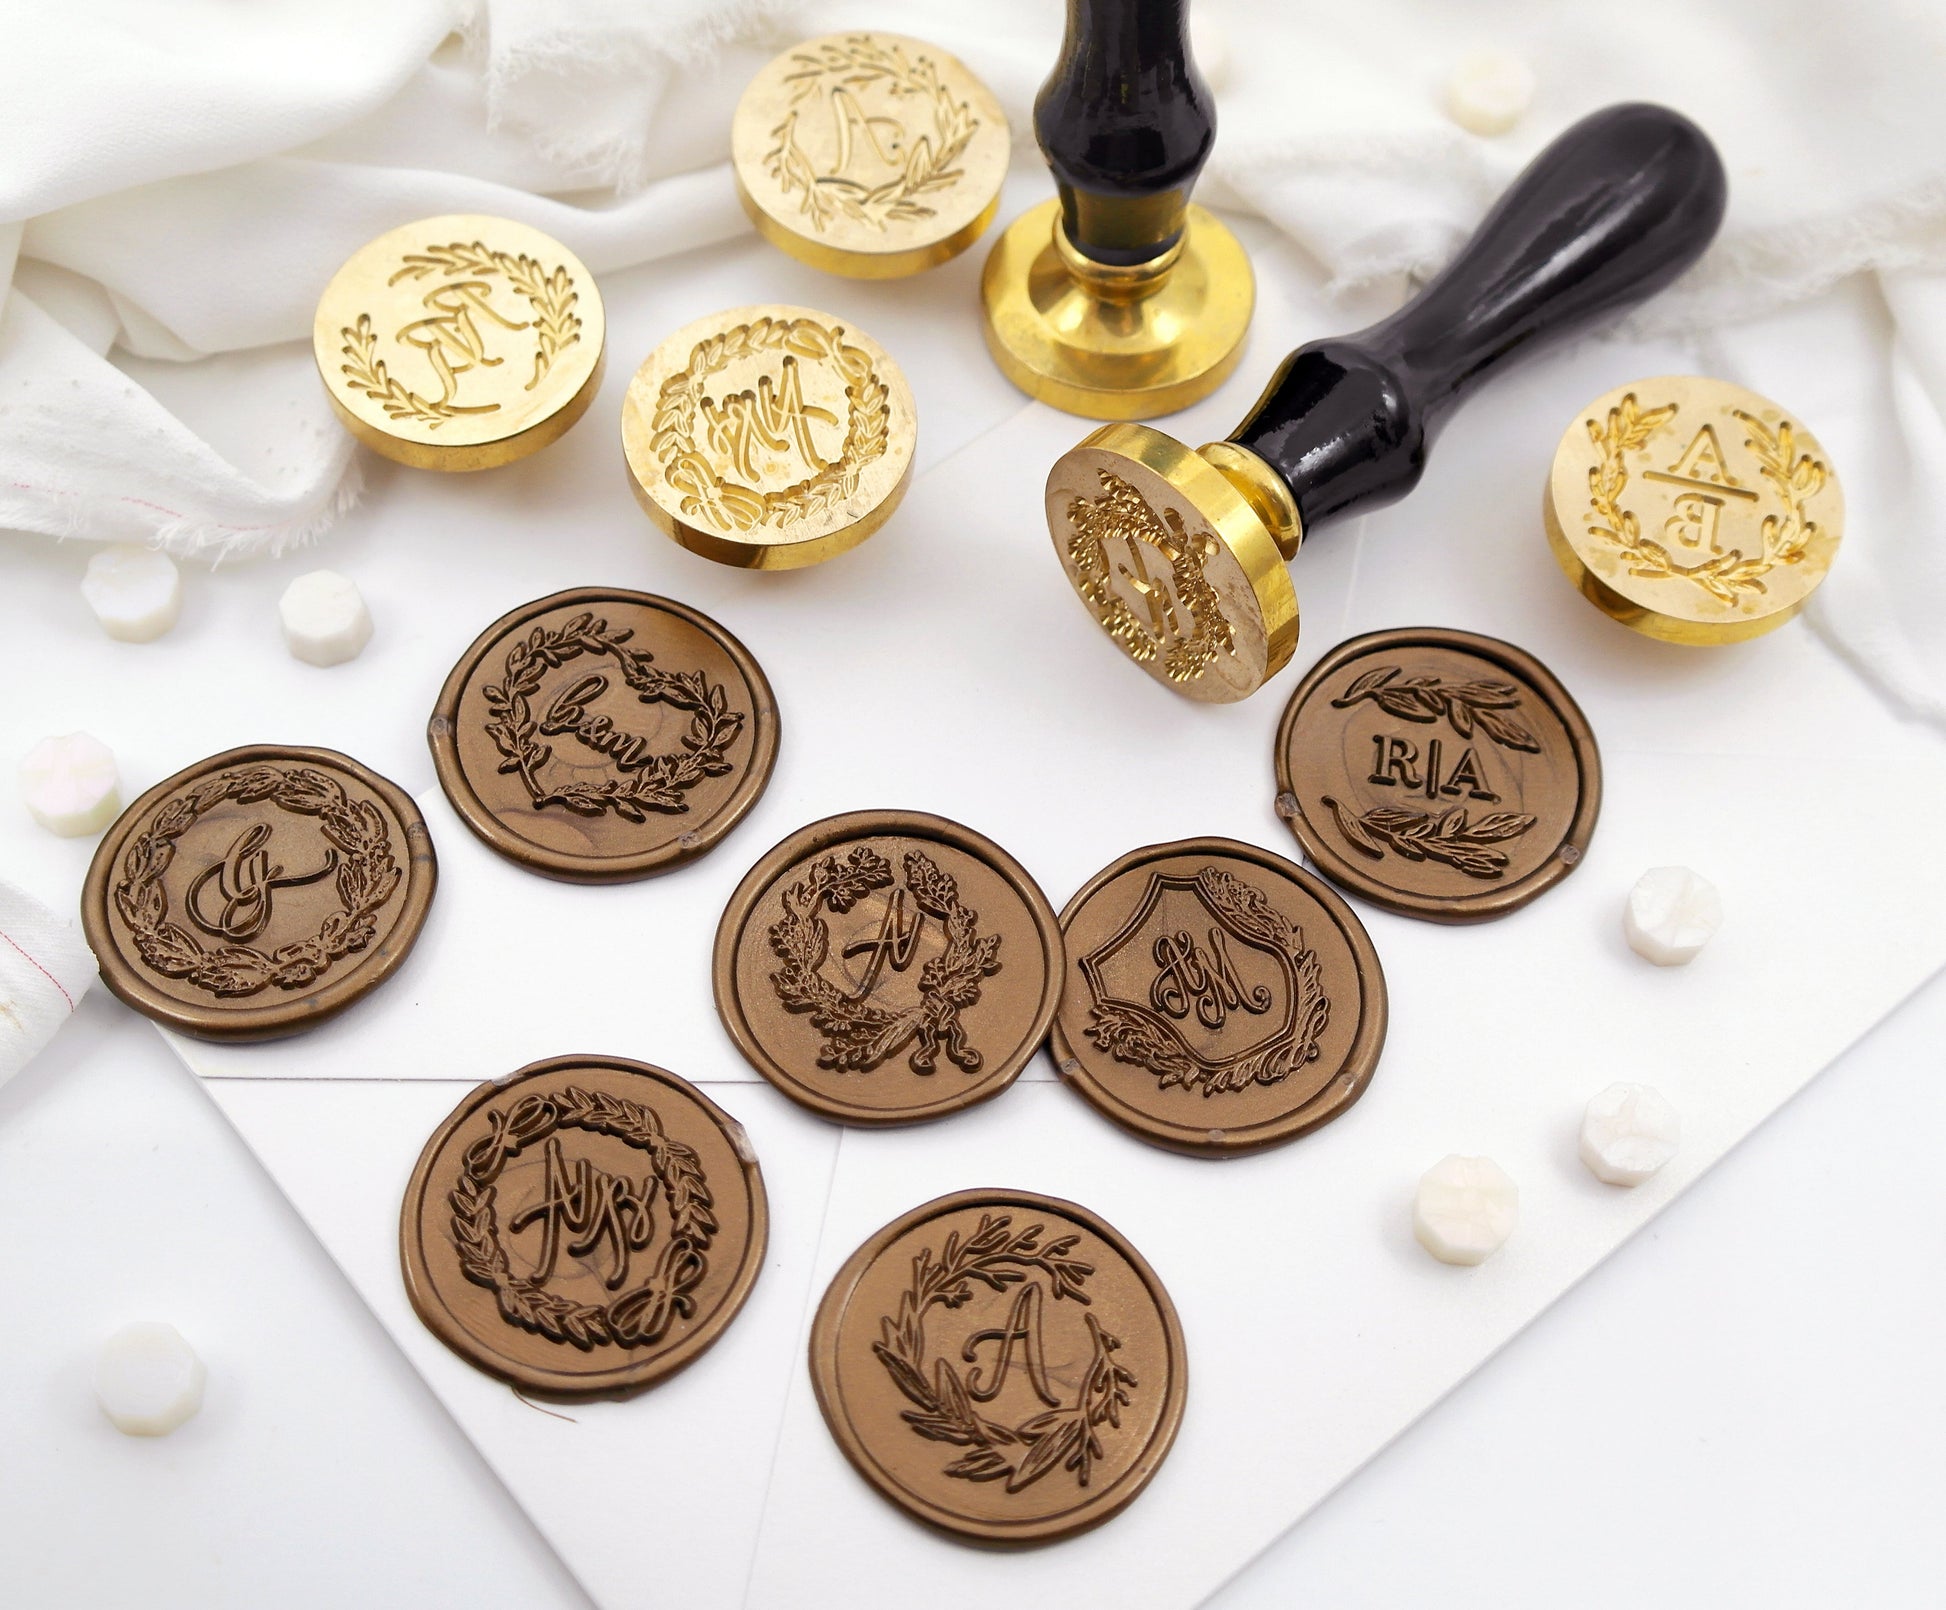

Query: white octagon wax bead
[[1580, 1082, 1681, 1186], [19, 732, 121, 838], [80, 545, 182, 643], [1624, 865, 1722, 966], [279, 570, 373, 667], [94, 1321, 206, 1437], [1446, 50, 1535, 136], [1414, 1154, 1519, 1266]]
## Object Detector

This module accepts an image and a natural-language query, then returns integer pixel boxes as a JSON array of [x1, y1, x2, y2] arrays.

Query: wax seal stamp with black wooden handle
[[981, 0, 1252, 418], [1045, 102, 1728, 702]]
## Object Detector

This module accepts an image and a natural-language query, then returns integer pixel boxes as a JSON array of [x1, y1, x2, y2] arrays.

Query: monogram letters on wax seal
[[809, 1189, 1187, 1544], [401, 1056, 767, 1399]]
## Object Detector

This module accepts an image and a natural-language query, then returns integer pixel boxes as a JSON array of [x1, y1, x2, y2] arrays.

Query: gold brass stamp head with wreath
[[732, 31, 1010, 279], [622, 305, 917, 570], [313, 215, 605, 472], [1544, 375, 1843, 644]]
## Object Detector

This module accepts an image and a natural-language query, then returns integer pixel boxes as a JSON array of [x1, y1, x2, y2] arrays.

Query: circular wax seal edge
[[398, 1052, 769, 1400], [427, 586, 780, 884], [713, 810, 1063, 1127], [807, 1186, 1188, 1545], [1273, 627, 1603, 923], [80, 743, 437, 1043], [1049, 836, 1388, 1157], [311, 214, 607, 473]]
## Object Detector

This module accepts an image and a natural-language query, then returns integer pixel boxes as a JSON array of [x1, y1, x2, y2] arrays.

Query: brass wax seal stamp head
[[400, 1055, 767, 1399], [714, 811, 1063, 1126], [1275, 629, 1602, 923], [428, 588, 779, 883], [313, 215, 604, 472], [621, 305, 917, 569], [732, 32, 1010, 279], [1544, 376, 1843, 644], [809, 1188, 1187, 1544], [82, 745, 437, 1041], [1052, 837, 1387, 1156]]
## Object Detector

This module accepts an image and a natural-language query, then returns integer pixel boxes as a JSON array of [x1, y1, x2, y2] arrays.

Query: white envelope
[[168, 211, 1946, 1609]]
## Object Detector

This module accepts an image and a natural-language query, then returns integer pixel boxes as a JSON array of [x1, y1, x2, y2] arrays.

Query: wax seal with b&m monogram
[[1544, 376, 1843, 644], [400, 1055, 767, 1399], [714, 811, 1063, 1126], [621, 305, 917, 570], [1274, 629, 1602, 923], [313, 215, 604, 472], [1043, 104, 1727, 701], [732, 32, 1010, 279], [428, 588, 779, 883], [809, 1188, 1187, 1544], [1050, 838, 1386, 1156], [81, 745, 436, 1041]]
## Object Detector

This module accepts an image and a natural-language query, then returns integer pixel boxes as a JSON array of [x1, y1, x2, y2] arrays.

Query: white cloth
[[1, 0, 1943, 717], [0, 879, 95, 1090]]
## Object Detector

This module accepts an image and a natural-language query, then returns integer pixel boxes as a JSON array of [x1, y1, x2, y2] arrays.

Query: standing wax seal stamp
[[1275, 629, 1601, 923], [81, 745, 436, 1041], [733, 32, 1010, 279], [1052, 838, 1386, 1155], [715, 811, 1062, 1126], [1545, 377, 1843, 643], [809, 1189, 1186, 1544], [622, 305, 917, 569], [401, 1055, 767, 1399], [313, 215, 604, 471], [429, 588, 778, 883]]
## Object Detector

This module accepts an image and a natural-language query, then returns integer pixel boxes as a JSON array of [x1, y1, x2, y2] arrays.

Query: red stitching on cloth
[[0, 925, 75, 1013], [5, 478, 311, 534]]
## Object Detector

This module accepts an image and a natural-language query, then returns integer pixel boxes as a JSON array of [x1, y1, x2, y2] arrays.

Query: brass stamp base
[[980, 200, 1254, 419]]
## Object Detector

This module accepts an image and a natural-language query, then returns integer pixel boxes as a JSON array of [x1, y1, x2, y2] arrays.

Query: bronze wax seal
[[1274, 628, 1602, 923], [809, 1188, 1186, 1544], [428, 588, 779, 883], [400, 1054, 767, 1399], [1051, 838, 1386, 1156], [81, 744, 436, 1042], [714, 811, 1062, 1126]]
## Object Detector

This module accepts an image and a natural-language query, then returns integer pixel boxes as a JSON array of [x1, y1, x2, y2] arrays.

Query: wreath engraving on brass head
[[764, 35, 979, 234], [1080, 866, 1329, 1096], [1063, 470, 1234, 685], [649, 316, 891, 532], [337, 239, 582, 429], [1320, 667, 1541, 881], [450, 1085, 717, 1349], [112, 766, 401, 997], [768, 845, 1002, 1075], [480, 610, 745, 823], [1585, 391, 1825, 605], [871, 1213, 1135, 1494]]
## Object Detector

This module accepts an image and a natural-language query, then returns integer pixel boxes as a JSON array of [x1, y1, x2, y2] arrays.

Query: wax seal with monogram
[[428, 588, 779, 883], [621, 304, 917, 569], [1544, 376, 1843, 644], [400, 1055, 768, 1398], [313, 214, 604, 472], [714, 811, 1063, 1126], [809, 1188, 1187, 1544], [81, 745, 436, 1041], [1051, 838, 1387, 1156], [1274, 628, 1602, 923], [732, 32, 1010, 279]]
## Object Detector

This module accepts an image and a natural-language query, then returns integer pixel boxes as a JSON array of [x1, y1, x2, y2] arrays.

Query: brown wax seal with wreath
[[400, 1054, 768, 1399], [714, 811, 1062, 1126], [1273, 628, 1601, 923], [809, 1188, 1186, 1545], [428, 588, 779, 883], [1051, 838, 1386, 1157], [81, 744, 436, 1042]]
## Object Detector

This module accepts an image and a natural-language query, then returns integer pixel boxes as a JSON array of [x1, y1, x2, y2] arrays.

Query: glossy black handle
[[1033, 0, 1215, 266], [1230, 103, 1727, 533]]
